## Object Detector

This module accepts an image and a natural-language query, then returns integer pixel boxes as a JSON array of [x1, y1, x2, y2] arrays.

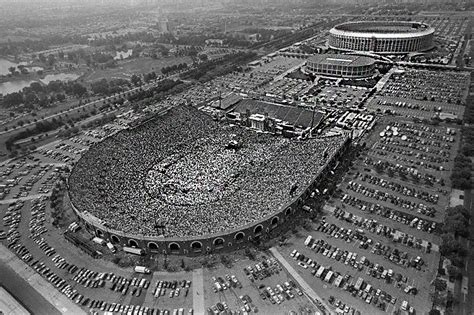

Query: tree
[[433, 278, 447, 292], [131, 74, 141, 86], [71, 83, 87, 97], [429, 309, 441, 315], [8, 66, 16, 75], [47, 54, 56, 66]]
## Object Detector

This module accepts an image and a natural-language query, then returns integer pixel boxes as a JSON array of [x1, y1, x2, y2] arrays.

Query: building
[[328, 21, 435, 54], [305, 54, 376, 78]]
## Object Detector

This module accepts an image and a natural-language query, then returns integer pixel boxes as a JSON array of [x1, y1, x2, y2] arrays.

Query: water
[[114, 49, 133, 60], [0, 59, 19, 76], [0, 80, 35, 95], [0, 73, 80, 95]]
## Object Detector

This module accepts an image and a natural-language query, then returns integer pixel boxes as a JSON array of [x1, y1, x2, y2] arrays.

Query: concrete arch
[[96, 230, 104, 237], [148, 242, 159, 250], [254, 224, 263, 235], [169, 242, 180, 252], [285, 208, 292, 216], [271, 216, 279, 227], [110, 235, 120, 244], [191, 241, 203, 252], [128, 239, 139, 248], [234, 232, 245, 242], [213, 238, 225, 248]]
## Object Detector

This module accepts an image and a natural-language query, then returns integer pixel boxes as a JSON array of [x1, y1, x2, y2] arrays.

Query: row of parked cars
[[290, 246, 387, 313], [211, 274, 242, 292], [259, 281, 303, 305], [363, 157, 444, 187], [341, 188, 436, 221], [243, 257, 282, 281], [344, 180, 437, 217], [153, 280, 192, 299], [315, 220, 424, 270], [333, 208, 432, 251], [357, 173, 439, 204], [87, 300, 193, 315], [208, 294, 256, 314]]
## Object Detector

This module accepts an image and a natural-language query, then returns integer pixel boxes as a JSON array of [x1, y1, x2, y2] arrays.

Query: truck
[[92, 237, 106, 246], [316, 266, 325, 278], [334, 275, 343, 288], [106, 242, 116, 253], [324, 271, 334, 283], [134, 266, 151, 274], [354, 277, 364, 291], [304, 235, 313, 247], [123, 246, 145, 256]]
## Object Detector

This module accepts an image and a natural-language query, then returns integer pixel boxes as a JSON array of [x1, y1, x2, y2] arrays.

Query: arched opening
[[169, 243, 180, 253], [254, 225, 263, 235], [271, 217, 279, 228], [191, 241, 203, 252], [96, 230, 104, 237], [213, 238, 225, 249], [148, 242, 159, 250], [234, 232, 245, 243], [128, 239, 139, 248], [110, 235, 120, 244], [285, 208, 292, 216]]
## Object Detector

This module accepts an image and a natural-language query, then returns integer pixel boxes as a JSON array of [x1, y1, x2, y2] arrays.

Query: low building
[[305, 54, 376, 79]]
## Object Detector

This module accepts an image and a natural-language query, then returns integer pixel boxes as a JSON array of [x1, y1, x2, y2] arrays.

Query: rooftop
[[232, 99, 324, 129], [307, 54, 375, 67]]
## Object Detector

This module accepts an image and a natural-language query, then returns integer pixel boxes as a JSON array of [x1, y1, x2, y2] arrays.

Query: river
[[0, 72, 80, 95]]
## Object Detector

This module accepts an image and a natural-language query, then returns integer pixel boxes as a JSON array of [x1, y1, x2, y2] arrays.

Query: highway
[[0, 262, 61, 315]]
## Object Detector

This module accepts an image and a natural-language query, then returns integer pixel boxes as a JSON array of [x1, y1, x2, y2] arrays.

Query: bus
[[123, 246, 145, 256], [316, 266, 325, 278]]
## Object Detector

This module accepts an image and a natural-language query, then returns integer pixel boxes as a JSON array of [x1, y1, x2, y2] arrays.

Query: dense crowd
[[69, 106, 345, 238]]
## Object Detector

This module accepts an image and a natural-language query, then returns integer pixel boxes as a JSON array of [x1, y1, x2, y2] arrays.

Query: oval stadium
[[328, 21, 435, 54], [67, 106, 349, 255]]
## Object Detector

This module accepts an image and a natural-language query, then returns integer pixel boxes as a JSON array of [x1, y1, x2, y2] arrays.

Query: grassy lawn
[[83, 56, 193, 82]]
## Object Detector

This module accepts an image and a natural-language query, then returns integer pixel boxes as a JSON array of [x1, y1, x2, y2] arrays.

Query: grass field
[[83, 56, 193, 82]]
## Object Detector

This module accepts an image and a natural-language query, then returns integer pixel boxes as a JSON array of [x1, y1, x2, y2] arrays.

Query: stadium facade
[[328, 21, 435, 54], [68, 136, 351, 256], [305, 54, 376, 78]]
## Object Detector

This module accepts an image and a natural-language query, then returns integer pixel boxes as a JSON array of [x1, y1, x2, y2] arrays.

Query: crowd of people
[[69, 106, 345, 238]]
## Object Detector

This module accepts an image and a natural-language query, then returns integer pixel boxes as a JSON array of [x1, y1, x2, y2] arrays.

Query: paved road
[[269, 247, 335, 315], [0, 262, 61, 315], [0, 244, 85, 315]]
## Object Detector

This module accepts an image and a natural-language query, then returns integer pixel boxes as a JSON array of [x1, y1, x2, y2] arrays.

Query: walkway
[[269, 247, 335, 315], [192, 268, 205, 315]]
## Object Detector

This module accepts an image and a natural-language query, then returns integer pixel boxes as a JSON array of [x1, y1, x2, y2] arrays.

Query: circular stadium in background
[[328, 21, 435, 54]]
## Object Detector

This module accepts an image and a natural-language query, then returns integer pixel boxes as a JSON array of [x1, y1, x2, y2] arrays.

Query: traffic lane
[[0, 262, 61, 315]]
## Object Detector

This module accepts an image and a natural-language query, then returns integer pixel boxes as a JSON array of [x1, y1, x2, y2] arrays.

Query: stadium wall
[[328, 22, 435, 54], [68, 136, 351, 256]]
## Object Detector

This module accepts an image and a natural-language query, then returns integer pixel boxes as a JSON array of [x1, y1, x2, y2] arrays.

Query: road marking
[[192, 268, 205, 315], [269, 247, 335, 315]]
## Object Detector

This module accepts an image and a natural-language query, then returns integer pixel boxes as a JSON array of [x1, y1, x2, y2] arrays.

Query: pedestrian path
[[192, 268, 205, 315], [270, 247, 335, 315]]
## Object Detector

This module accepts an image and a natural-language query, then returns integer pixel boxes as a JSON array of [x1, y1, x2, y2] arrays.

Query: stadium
[[328, 21, 435, 54], [67, 106, 350, 256], [305, 54, 376, 78]]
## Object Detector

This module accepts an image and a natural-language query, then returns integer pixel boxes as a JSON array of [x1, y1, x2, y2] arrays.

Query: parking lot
[[203, 255, 315, 315], [274, 112, 461, 314]]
